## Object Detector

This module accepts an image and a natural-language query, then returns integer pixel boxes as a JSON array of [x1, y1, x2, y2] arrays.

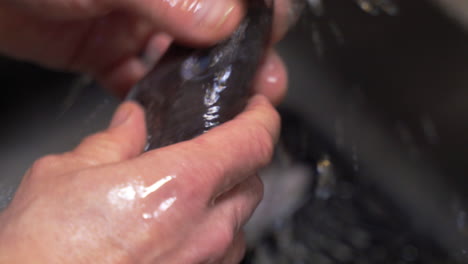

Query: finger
[[2, 0, 115, 19], [98, 33, 172, 98], [220, 232, 247, 264], [130, 0, 299, 45], [25, 152, 97, 179], [72, 101, 147, 165], [123, 0, 246, 46], [196, 176, 261, 263], [136, 95, 279, 199], [212, 175, 264, 232], [194, 95, 279, 196], [140, 33, 172, 69], [69, 12, 154, 76], [271, 0, 306, 43], [253, 49, 288, 106], [25, 102, 146, 178], [98, 57, 148, 99], [185, 174, 259, 263], [178, 221, 246, 264]]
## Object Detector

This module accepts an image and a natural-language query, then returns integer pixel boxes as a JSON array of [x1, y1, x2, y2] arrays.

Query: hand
[[0, 0, 301, 97], [0, 1, 290, 262], [0, 93, 279, 264]]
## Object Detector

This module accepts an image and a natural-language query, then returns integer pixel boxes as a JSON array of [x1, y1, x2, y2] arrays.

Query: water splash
[[303, 0, 399, 57], [57, 76, 92, 120]]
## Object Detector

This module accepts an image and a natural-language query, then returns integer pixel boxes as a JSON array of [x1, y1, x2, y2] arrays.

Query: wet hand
[[0, 95, 279, 264], [0, 0, 299, 98]]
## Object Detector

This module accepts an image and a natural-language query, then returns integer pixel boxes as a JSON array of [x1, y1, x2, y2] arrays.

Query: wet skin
[[0, 0, 297, 263], [0, 97, 279, 263], [0, 0, 297, 96]]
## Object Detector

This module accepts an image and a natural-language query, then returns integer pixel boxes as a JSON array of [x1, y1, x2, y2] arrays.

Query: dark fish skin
[[127, 0, 273, 150]]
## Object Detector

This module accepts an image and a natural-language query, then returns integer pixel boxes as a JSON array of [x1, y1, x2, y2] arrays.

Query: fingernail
[[264, 53, 280, 85], [140, 34, 172, 69], [271, 0, 305, 42], [194, 0, 237, 30], [109, 104, 132, 128]]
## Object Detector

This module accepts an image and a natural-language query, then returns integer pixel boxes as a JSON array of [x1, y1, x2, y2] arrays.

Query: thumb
[[72, 101, 147, 165], [124, 0, 245, 45]]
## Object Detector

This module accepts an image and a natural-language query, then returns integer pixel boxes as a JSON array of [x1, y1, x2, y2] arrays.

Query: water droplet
[[142, 213, 152, 219]]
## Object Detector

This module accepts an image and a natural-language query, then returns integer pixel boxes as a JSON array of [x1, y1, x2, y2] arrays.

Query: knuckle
[[229, 202, 243, 233], [248, 121, 275, 168], [214, 223, 235, 255], [202, 160, 228, 192], [177, 178, 208, 207], [29, 154, 63, 177], [236, 177, 264, 225], [236, 243, 247, 264], [242, 104, 280, 169], [77, 132, 127, 162], [156, 154, 211, 205], [222, 233, 247, 264], [250, 176, 264, 205], [172, 143, 224, 200]]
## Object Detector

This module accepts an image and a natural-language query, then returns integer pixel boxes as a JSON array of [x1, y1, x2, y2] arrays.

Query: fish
[[127, 0, 274, 150]]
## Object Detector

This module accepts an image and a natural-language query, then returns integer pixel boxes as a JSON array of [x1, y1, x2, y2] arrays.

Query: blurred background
[[1, 0, 468, 262]]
